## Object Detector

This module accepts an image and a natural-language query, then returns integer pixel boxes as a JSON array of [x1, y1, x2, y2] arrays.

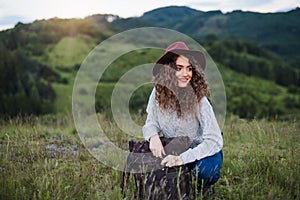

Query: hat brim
[[153, 49, 206, 76]]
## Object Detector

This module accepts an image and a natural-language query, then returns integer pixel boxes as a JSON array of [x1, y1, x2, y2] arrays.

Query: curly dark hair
[[153, 53, 209, 117]]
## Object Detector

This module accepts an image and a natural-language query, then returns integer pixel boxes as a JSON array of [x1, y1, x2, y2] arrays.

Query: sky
[[0, 0, 299, 31]]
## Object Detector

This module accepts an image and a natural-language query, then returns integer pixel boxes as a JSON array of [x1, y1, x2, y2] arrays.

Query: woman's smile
[[179, 77, 189, 83]]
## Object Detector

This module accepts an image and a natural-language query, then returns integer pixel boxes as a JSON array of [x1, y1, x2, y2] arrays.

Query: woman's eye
[[188, 67, 193, 71], [175, 67, 181, 71]]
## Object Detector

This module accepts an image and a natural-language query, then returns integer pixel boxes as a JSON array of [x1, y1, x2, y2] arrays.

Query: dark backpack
[[121, 136, 195, 200]]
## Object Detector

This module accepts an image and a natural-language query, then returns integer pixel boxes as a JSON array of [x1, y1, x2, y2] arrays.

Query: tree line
[[0, 17, 299, 119]]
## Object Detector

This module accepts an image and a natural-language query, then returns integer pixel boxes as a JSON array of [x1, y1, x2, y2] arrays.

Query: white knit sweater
[[142, 88, 223, 164]]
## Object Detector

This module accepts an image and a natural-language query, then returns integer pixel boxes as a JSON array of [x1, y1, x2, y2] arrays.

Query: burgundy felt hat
[[153, 41, 206, 76]]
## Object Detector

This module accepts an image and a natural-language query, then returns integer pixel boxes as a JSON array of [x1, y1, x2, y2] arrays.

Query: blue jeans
[[192, 150, 223, 187]]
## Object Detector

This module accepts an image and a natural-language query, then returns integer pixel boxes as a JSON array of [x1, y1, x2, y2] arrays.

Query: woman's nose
[[182, 68, 188, 76]]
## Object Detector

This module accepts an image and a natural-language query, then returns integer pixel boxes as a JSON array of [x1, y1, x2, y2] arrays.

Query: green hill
[[0, 8, 299, 119], [206, 38, 299, 86], [0, 16, 115, 116], [117, 6, 300, 67]]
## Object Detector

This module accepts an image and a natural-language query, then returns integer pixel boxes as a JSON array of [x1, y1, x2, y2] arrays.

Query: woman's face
[[175, 55, 193, 88]]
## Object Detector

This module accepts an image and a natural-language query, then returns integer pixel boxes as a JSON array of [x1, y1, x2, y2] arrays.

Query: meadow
[[0, 114, 299, 200], [1, 9, 299, 200]]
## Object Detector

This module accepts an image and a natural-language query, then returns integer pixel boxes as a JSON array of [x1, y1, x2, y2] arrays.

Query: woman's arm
[[142, 88, 161, 140], [142, 88, 165, 158], [180, 96, 223, 164]]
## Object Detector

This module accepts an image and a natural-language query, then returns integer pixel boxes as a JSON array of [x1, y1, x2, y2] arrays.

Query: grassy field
[[0, 114, 299, 200]]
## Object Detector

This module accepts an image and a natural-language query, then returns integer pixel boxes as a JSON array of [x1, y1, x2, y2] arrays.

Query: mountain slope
[[141, 6, 202, 27], [121, 6, 300, 65], [0, 16, 116, 116], [0, 8, 299, 119]]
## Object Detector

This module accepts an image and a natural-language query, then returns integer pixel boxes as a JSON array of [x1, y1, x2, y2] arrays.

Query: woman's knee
[[192, 151, 223, 184], [192, 164, 220, 180]]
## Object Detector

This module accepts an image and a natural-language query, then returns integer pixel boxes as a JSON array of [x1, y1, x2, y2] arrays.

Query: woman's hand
[[149, 135, 165, 158], [161, 155, 183, 167]]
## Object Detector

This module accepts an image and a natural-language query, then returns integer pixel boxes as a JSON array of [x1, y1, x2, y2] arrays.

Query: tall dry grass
[[0, 114, 299, 199]]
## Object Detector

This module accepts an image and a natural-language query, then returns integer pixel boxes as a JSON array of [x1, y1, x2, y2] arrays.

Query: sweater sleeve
[[180, 97, 223, 164], [142, 88, 161, 141]]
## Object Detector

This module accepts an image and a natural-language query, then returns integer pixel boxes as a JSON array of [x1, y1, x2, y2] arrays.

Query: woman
[[142, 41, 223, 194]]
